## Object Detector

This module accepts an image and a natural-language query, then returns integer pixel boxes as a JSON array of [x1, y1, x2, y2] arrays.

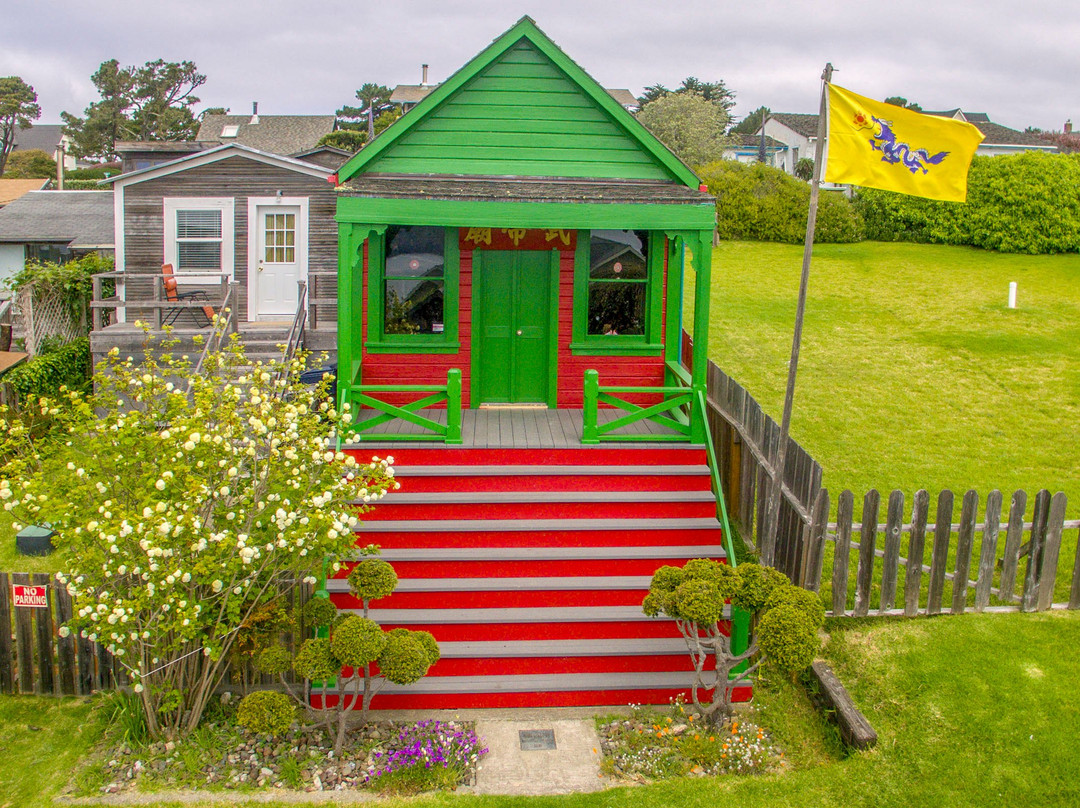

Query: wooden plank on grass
[[804, 489, 829, 592], [1070, 524, 1080, 610], [33, 573, 55, 694], [0, 572, 12, 694], [879, 490, 904, 613], [927, 490, 954, 615], [854, 489, 880, 618], [54, 582, 76, 695], [832, 490, 854, 616], [1021, 490, 1051, 612], [999, 490, 1027, 603], [974, 490, 1003, 612], [904, 490, 930, 617], [951, 490, 979, 614], [12, 572, 34, 693], [1036, 492, 1068, 611]]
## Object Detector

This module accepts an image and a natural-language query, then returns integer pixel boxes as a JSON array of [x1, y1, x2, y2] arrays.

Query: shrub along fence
[[801, 488, 1080, 616], [0, 571, 314, 696]]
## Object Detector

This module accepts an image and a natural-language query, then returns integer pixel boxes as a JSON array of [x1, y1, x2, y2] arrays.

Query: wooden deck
[[353, 408, 686, 449]]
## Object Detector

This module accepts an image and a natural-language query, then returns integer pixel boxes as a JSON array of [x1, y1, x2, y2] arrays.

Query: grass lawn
[[4, 611, 1077, 807], [703, 241, 1080, 509]]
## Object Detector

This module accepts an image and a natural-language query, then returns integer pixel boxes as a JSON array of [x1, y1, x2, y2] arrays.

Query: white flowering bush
[[0, 327, 398, 739]]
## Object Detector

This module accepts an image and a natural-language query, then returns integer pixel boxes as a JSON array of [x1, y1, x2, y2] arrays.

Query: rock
[[670, 724, 688, 735], [260, 767, 273, 777], [165, 741, 175, 752], [313, 774, 322, 791]]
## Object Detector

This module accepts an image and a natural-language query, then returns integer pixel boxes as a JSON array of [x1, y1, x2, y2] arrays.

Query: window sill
[[365, 341, 461, 355], [569, 341, 663, 357]]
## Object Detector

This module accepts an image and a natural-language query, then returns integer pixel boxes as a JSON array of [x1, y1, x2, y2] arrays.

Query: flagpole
[[759, 62, 833, 569]]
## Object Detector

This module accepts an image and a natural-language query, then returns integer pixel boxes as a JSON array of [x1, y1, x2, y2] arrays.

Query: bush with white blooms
[[0, 327, 396, 738]]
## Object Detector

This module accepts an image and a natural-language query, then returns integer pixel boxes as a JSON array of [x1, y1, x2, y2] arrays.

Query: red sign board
[[458, 227, 577, 252], [12, 585, 48, 608]]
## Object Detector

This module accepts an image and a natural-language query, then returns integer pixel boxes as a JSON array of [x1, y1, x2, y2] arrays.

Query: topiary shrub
[[378, 633, 431, 685], [302, 596, 338, 630], [331, 616, 387, 668], [236, 690, 295, 737], [347, 558, 398, 613], [256, 645, 293, 677], [644, 560, 821, 724]]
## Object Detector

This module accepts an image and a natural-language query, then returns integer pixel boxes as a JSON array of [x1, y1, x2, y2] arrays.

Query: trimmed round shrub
[[757, 603, 819, 673], [649, 565, 686, 593], [642, 590, 665, 618], [303, 596, 338, 629], [236, 690, 295, 737], [411, 630, 441, 666], [673, 579, 725, 626], [347, 559, 398, 602], [256, 645, 293, 676], [378, 632, 432, 685], [293, 638, 339, 682], [765, 583, 826, 629], [331, 616, 387, 668], [734, 564, 789, 612]]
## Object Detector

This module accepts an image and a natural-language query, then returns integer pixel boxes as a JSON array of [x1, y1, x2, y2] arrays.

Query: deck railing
[[347, 368, 463, 444], [91, 272, 233, 331], [581, 362, 702, 443]]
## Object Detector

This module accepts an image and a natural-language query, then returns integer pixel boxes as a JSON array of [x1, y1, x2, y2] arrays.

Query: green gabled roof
[[336, 17, 700, 188]]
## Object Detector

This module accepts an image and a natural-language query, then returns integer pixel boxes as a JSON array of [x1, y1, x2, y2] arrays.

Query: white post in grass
[[1008, 281, 1017, 309]]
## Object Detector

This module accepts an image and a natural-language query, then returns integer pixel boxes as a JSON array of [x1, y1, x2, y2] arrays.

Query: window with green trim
[[384, 225, 446, 335], [571, 229, 662, 355], [366, 225, 459, 353]]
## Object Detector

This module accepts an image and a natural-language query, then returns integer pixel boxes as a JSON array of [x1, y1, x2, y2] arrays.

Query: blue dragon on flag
[[852, 110, 949, 174]]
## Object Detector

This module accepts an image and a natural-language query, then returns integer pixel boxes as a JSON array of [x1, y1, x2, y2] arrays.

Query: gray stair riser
[[389, 464, 710, 477], [326, 575, 653, 593], [361, 490, 716, 505], [357, 545, 726, 561], [343, 605, 731, 623], [357, 517, 724, 533], [434, 638, 689, 658], [371, 671, 715, 694]]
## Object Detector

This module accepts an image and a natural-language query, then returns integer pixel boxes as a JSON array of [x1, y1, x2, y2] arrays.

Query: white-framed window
[[163, 197, 235, 279]]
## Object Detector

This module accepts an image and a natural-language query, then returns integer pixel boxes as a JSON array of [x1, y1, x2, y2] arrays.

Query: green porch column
[[663, 234, 685, 387], [336, 222, 355, 415], [690, 230, 712, 443]]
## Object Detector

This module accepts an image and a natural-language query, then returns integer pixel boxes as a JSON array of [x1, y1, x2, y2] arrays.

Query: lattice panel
[[15, 283, 84, 357]]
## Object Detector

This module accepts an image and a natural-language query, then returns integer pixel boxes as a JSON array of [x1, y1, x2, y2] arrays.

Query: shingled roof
[[0, 191, 113, 248], [195, 115, 336, 156], [767, 113, 819, 138], [11, 124, 64, 154]]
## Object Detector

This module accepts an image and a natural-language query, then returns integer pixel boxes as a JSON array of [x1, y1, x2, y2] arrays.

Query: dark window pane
[[385, 279, 445, 335], [176, 209, 222, 239], [386, 225, 444, 278], [587, 281, 646, 336], [590, 229, 647, 280], [177, 241, 221, 270]]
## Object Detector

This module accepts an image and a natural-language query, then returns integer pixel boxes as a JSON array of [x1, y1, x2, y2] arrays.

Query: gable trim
[[106, 144, 333, 188], [336, 17, 700, 188]]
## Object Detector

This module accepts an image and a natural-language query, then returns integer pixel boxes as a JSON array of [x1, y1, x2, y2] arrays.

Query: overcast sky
[[2, 0, 1075, 133]]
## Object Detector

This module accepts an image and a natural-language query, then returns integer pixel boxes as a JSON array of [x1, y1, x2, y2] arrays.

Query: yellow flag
[[825, 85, 984, 202]]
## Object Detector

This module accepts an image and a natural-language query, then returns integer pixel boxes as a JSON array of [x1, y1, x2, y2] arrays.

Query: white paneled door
[[254, 204, 303, 318]]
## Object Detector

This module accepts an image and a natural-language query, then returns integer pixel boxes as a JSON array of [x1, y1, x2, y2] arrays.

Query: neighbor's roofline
[[336, 16, 700, 188], [102, 143, 333, 187]]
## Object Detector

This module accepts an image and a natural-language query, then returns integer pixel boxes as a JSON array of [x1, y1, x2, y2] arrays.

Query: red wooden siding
[[357, 231, 668, 406]]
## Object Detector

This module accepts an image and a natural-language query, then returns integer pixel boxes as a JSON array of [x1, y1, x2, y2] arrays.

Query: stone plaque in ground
[[518, 729, 557, 751]]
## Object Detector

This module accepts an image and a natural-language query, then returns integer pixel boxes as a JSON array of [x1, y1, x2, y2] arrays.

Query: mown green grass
[[705, 241, 1080, 507], [6, 612, 1078, 807]]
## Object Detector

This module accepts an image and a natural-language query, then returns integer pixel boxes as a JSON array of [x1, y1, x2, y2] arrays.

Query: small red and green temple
[[329, 17, 746, 709]]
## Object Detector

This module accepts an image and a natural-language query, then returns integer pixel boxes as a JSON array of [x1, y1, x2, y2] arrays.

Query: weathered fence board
[[880, 491, 904, 614], [1037, 493, 1068, 612], [832, 491, 854, 616], [13, 572, 36, 693], [951, 491, 979, 615], [1071, 535, 1080, 610], [974, 490, 1003, 612], [804, 489, 829, 591], [927, 491, 954, 615], [0, 572, 13, 693], [999, 490, 1028, 602], [904, 490, 930, 617], [1021, 491, 1051, 612], [854, 490, 880, 618]]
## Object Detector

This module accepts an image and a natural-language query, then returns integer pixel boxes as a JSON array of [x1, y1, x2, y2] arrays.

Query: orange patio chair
[[161, 264, 215, 328]]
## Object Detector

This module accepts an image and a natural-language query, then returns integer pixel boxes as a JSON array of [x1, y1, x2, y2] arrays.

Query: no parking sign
[[12, 585, 48, 608]]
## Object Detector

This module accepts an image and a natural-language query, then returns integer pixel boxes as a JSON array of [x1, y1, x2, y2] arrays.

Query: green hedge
[[698, 161, 863, 244], [4, 338, 91, 402], [854, 151, 1080, 254]]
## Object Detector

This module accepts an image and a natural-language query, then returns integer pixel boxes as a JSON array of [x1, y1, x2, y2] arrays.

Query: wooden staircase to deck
[[334, 442, 749, 709]]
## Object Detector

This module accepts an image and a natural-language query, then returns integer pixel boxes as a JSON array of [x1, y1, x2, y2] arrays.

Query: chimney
[[56, 137, 66, 191], [251, 102, 259, 125], [1066, 119, 1073, 134], [421, 64, 429, 86]]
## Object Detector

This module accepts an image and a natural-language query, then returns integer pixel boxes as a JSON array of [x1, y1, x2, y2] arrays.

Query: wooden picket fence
[[801, 489, 1080, 616], [0, 572, 314, 696]]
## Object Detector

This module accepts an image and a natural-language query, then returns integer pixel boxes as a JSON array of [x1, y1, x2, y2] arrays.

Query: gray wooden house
[[93, 143, 339, 364]]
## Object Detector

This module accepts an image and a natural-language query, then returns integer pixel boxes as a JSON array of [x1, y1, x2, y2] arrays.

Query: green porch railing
[[581, 363, 703, 444], [346, 368, 463, 444]]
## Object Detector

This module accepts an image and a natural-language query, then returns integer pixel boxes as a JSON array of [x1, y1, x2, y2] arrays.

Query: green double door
[[473, 250, 556, 406]]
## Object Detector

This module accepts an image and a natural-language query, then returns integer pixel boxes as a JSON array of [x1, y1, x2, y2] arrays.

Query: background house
[[9, 124, 76, 172], [0, 190, 113, 288], [722, 133, 787, 166]]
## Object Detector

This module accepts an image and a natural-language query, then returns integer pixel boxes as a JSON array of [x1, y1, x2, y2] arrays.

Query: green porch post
[[690, 230, 712, 444], [663, 234, 685, 388], [336, 223, 357, 417], [582, 369, 599, 444], [446, 368, 463, 444]]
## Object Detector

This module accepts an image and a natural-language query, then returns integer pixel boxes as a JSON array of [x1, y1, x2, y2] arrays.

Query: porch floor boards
[[353, 408, 683, 449]]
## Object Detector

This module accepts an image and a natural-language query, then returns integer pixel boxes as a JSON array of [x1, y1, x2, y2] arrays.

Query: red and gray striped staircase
[[333, 444, 748, 709]]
